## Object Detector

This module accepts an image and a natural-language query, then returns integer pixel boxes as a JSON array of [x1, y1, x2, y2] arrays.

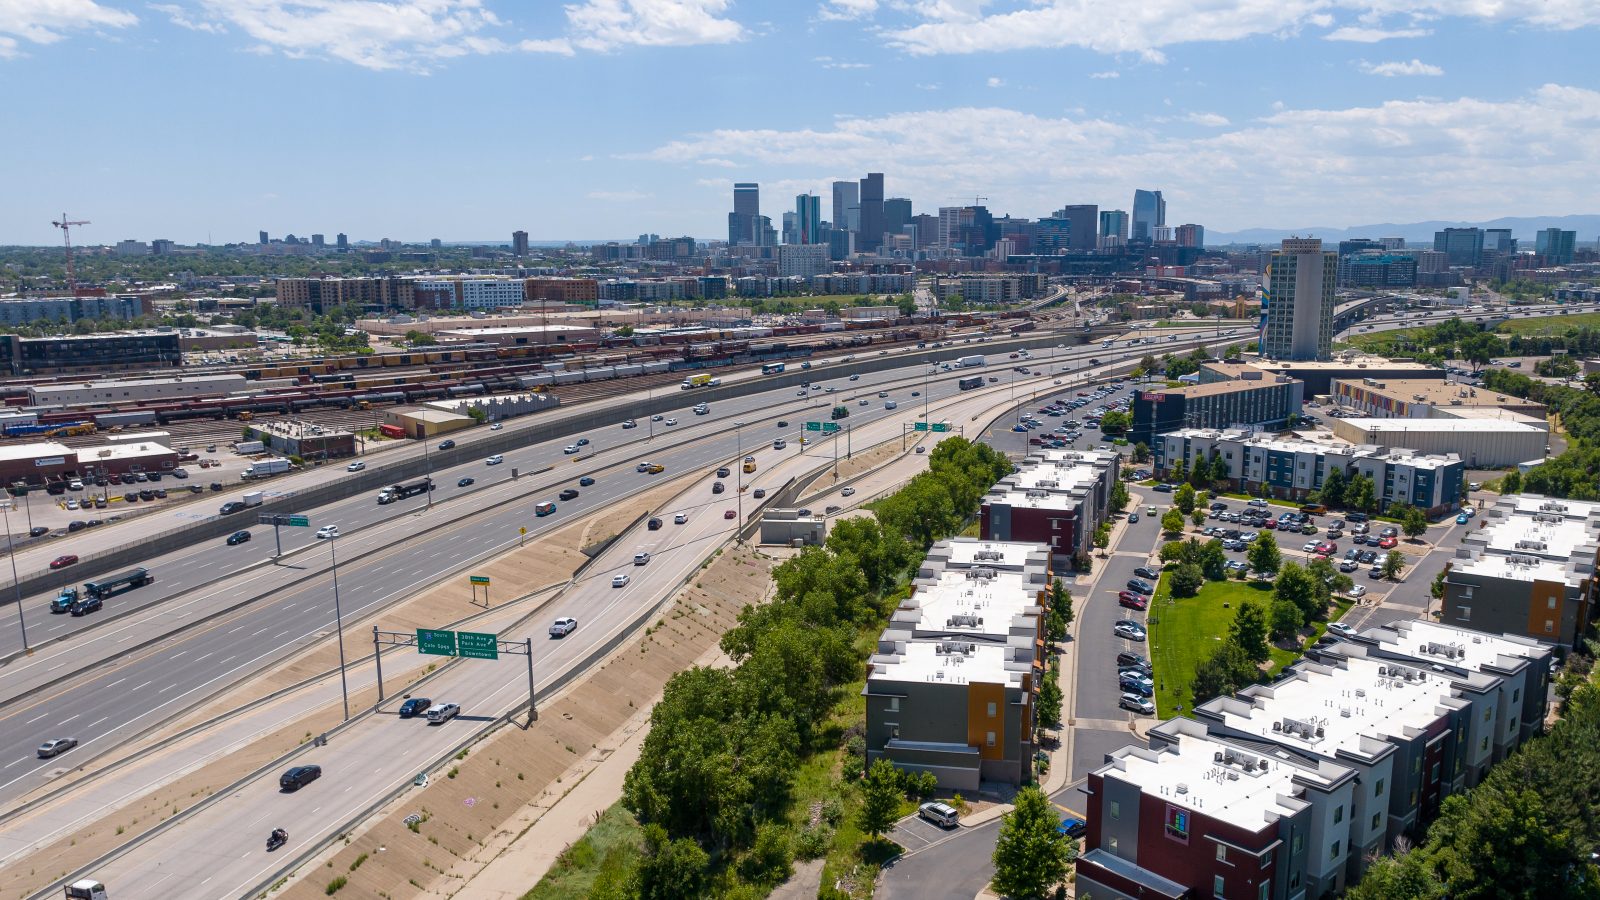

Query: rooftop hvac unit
[[974, 550, 1004, 562], [1175, 783, 1189, 795], [1227, 771, 1240, 781], [1215, 751, 1225, 762], [1340, 707, 1352, 718]]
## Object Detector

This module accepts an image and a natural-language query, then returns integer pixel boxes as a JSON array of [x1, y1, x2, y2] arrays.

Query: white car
[[664, 418, 678, 426], [1327, 621, 1357, 637], [634, 551, 651, 566], [674, 512, 688, 524], [841, 487, 856, 497], [486, 454, 504, 465], [564, 445, 580, 454], [549, 617, 578, 638], [316, 525, 340, 539], [611, 573, 631, 588], [622, 419, 638, 429], [1346, 585, 1367, 599], [346, 461, 366, 472], [1302, 541, 1320, 553], [490, 423, 503, 431]]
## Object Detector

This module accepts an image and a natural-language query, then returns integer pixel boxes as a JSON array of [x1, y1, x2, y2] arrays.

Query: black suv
[[1117, 651, 1150, 668], [398, 698, 432, 719], [558, 489, 579, 501], [220, 501, 246, 515], [279, 765, 322, 791], [647, 517, 662, 530]]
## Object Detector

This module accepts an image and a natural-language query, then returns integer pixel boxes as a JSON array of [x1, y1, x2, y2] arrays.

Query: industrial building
[[1442, 495, 1599, 647], [758, 509, 826, 546], [1330, 417, 1549, 469], [246, 420, 357, 461], [384, 407, 475, 439], [1128, 376, 1304, 448], [1201, 358, 1443, 396], [0, 332, 183, 376], [1154, 428, 1465, 515], [864, 539, 1051, 790], [27, 373, 247, 408], [431, 324, 599, 347], [1330, 377, 1546, 421], [74, 441, 181, 478], [980, 448, 1119, 566], [0, 442, 77, 485]]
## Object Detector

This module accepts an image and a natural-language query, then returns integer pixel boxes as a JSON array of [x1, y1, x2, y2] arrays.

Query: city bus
[[958, 376, 984, 390], [761, 362, 785, 375]]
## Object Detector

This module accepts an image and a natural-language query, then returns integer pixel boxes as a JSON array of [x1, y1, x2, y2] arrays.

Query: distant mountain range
[[1206, 215, 1600, 247]]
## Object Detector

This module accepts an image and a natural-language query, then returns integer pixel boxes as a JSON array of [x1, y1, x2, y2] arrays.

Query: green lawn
[[1146, 577, 1277, 717], [1494, 311, 1600, 336]]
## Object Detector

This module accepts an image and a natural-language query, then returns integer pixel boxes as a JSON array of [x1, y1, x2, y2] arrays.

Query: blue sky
[[1, 0, 1596, 245]]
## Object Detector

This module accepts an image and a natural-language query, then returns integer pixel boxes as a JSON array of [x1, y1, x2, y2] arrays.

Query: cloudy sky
[[1, 0, 1596, 244]]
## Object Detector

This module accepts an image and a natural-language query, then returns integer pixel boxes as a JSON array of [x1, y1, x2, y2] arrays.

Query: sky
[[1, 0, 1597, 245]]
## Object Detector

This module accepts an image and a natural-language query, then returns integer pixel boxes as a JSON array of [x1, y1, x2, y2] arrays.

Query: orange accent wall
[[1528, 579, 1566, 638], [967, 682, 1007, 760]]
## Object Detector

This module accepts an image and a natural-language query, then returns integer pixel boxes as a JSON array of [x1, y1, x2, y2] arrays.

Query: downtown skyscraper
[[795, 193, 822, 245], [728, 182, 761, 245], [1131, 190, 1165, 242], [858, 172, 884, 252], [831, 180, 859, 233]]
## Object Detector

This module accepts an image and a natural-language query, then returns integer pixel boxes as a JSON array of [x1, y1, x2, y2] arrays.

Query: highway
[[0, 332, 1208, 808]]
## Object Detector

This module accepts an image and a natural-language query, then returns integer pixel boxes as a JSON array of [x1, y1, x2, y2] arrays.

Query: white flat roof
[[1104, 732, 1315, 831], [1215, 656, 1458, 760], [30, 373, 244, 391], [903, 570, 1038, 641], [1340, 417, 1545, 434], [869, 640, 1024, 688], [0, 441, 73, 463], [1377, 621, 1552, 673], [942, 539, 1040, 569], [436, 324, 591, 335], [76, 442, 177, 461]]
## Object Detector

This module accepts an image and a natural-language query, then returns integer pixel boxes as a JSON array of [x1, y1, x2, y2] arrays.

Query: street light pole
[[421, 435, 434, 510], [329, 535, 350, 721], [1, 500, 28, 652], [735, 422, 744, 536]]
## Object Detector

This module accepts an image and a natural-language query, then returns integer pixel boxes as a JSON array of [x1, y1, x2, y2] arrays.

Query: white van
[[424, 702, 460, 724]]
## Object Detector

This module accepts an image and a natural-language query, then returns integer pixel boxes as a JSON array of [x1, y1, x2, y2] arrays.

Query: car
[[1118, 661, 1154, 678], [226, 530, 252, 545], [438, 440, 456, 450], [65, 498, 80, 511], [50, 554, 78, 570], [1248, 498, 1269, 508], [1456, 512, 1471, 524], [1146, 505, 1157, 515], [346, 461, 366, 472], [316, 525, 340, 539], [1339, 559, 1359, 573], [1358, 550, 1378, 564], [651, 414, 664, 422], [664, 418, 678, 426], [647, 517, 663, 530], [69, 595, 103, 616], [279, 765, 322, 791], [915, 446, 927, 454], [1327, 622, 1357, 638], [559, 489, 579, 501], [29, 526, 48, 537], [841, 487, 856, 497], [622, 419, 638, 429], [1117, 651, 1150, 668], [1152, 483, 1174, 493], [1346, 585, 1367, 598], [725, 509, 738, 519], [1057, 816, 1087, 838], [490, 423, 503, 431], [457, 476, 475, 487], [484, 454, 505, 466], [611, 574, 631, 588], [211, 482, 225, 492], [753, 488, 767, 498], [579, 476, 595, 487], [1134, 566, 1161, 580], [1128, 512, 1139, 523], [549, 617, 578, 637], [36, 737, 79, 759], [918, 801, 960, 828], [1126, 578, 1153, 594], [1377, 536, 1398, 549], [849, 374, 860, 381], [564, 445, 580, 454], [1118, 591, 1147, 610], [1119, 692, 1157, 715], [1351, 522, 1370, 534], [1119, 671, 1154, 695], [712, 481, 726, 494], [1368, 564, 1386, 578], [634, 551, 651, 566], [1114, 621, 1147, 641], [398, 697, 433, 718], [1380, 526, 1399, 538], [674, 513, 688, 524]]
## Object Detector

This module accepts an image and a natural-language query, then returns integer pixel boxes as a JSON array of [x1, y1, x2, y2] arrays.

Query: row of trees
[[619, 439, 1012, 896]]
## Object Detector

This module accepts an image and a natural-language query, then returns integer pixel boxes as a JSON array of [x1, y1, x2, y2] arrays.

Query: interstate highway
[[0, 334, 1215, 806]]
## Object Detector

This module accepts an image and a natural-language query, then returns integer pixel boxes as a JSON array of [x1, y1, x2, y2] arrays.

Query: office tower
[[1034, 218, 1072, 254], [1262, 238, 1337, 361], [883, 197, 913, 239], [1131, 190, 1165, 242], [1433, 227, 1484, 267], [781, 211, 798, 245], [512, 230, 529, 256], [828, 227, 854, 260], [832, 181, 859, 233], [258, 231, 269, 245], [310, 233, 325, 247], [1484, 228, 1515, 255], [1536, 228, 1576, 265], [795, 193, 822, 245], [1098, 209, 1128, 245], [1052, 205, 1098, 251], [1338, 238, 1385, 257], [858, 172, 884, 252], [729, 182, 760, 245], [1380, 237, 1406, 250], [431, 238, 443, 250], [910, 214, 939, 250], [336, 233, 348, 250], [1175, 224, 1204, 248]]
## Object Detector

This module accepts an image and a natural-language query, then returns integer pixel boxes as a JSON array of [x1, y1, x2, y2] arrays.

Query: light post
[[0, 499, 28, 652], [421, 435, 433, 510], [735, 422, 744, 538], [329, 534, 350, 721]]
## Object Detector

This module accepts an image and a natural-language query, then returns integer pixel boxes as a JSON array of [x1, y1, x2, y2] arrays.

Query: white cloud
[[985, 76, 1003, 87], [635, 85, 1600, 229], [817, 0, 875, 21], [879, 0, 1600, 57], [0, 0, 138, 58], [814, 55, 868, 69], [587, 189, 654, 201], [151, 2, 225, 32], [564, 0, 743, 51], [1183, 111, 1230, 126], [1088, 70, 1119, 79], [1359, 57, 1443, 76], [183, 0, 508, 71], [1324, 25, 1431, 41]]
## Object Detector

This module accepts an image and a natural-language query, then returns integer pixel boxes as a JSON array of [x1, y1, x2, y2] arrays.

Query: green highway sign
[[913, 422, 951, 432], [804, 421, 821, 432], [803, 421, 841, 433], [286, 515, 310, 527], [931, 423, 951, 432], [469, 575, 491, 586], [417, 628, 456, 656], [457, 631, 499, 660]]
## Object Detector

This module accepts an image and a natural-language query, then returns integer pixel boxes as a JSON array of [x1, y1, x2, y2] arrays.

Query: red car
[[723, 509, 737, 519], [50, 554, 79, 570], [1118, 591, 1148, 610], [1317, 541, 1337, 555], [1377, 536, 1398, 549], [1265, 518, 1278, 529]]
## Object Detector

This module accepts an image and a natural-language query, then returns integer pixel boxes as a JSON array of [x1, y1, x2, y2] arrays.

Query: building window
[[1259, 882, 1272, 900], [1431, 762, 1441, 783], [1545, 620, 1555, 634], [987, 702, 998, 718], [986, 731, 996, 748], [1330, 841, 1341, 861], [1458, 606, 1471, 621], [1214, 875, 1225, 897], [1108, 836, 1118, 852], [1549, 596, 1558, 609], [887, 698, 899, 713], [1217, 844, 1228, 862], [1372, 813, 1382, 831], [1513, 688, 1520, 703], [1375, 777, 1385, 798], [1110, 800, 1120, 820], [1291, 831, 1303, 854], [1334, 805, 1343, 824]]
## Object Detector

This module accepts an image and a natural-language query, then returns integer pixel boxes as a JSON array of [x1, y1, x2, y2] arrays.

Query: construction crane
[[52, 213, 90, 296]]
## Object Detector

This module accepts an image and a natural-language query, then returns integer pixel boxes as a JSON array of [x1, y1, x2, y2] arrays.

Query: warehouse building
[[28, 373, 247, 408], [431, 323, 599, 347], [75, 441, 181, 478], [1154, 428, 1464, 515], [1129, 376, 1304, 448], [0, 442, 77, 485], [1442, 495, 1599, 647], [1329, 417, 1549, 468], [864, 539, 1050, 790], [1330, 377, 1546, 421], [246, 420, 357, 461], [980, 448, 1119, 566], [1201, 358, 1443, 396]]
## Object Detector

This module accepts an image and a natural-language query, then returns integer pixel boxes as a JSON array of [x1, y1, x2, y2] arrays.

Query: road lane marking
[[25, 713, 48, 724], [89, 716, 108, 728]]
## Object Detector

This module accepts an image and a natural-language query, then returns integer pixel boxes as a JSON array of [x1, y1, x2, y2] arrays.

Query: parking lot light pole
[[329, 535, 350, 721], [0, 500, 28, 652]]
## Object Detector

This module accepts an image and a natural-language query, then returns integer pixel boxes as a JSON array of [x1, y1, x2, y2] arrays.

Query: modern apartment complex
[[1261, 238, 1337, 361], [1442, 495, 1600, 647], [1153, 428, 1464, 515], [980, 448, 1119, 565], [863, 539, 1051, 790], [0, 295, 151, 327], [1128, 376, 1304, 448], [275, 276, 416, 314]]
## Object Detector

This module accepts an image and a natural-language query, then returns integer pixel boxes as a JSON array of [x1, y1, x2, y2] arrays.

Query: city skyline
[[1, 1, 1597, 244]]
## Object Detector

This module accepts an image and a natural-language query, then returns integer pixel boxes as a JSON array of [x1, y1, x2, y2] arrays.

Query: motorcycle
[[267, 829, 287, 852]]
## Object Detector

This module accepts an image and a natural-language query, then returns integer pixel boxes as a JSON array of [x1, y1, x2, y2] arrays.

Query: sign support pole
[[373, 626, 385, 706], [526, 638, 537, 725]]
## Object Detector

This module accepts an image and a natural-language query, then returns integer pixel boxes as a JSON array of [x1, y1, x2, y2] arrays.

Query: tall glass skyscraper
[[1131, 190, 1165, 242], [728, 182, 760, 245]]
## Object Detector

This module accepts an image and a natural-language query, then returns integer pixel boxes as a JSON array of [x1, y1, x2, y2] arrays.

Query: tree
[[1198, 539, 1228, 581], [858, 759, 903, 840], [403, 329, 437, 346], [1431, 563, 1452, 600], [1401, 504, 1429, 539], [1160, 508, 1185, 534], [991, 786, 1073, 900], [1305, 556, 1337, 620], [1500, 470, 1522, 494], [1175, 483, 1196, 514], [1270, 598, 1306, 642], [1108, 481, 1130, 514], [1346, 473, 1378, 514], [1273, 560, 1316, 615], [1037, 673, 1064, 728], [1321, 466, 1348, 508], [1193, 641, 1261, 705], [1190, 507, 1208, 528], [1382, 549, 1406, 579], [1248, 531, 1282, 577], [897, 294, 918, 316], [1207, 450, 1228, 490], [1099, 410, 1131, 434], [634, 824, 710, 900], [1159, 541, 1188, 564], [1132, 442, 1150, 463], [1230, 600, 1271, 663], [1170, 562, 1204, 597], [1093, 523, 1111, 556]]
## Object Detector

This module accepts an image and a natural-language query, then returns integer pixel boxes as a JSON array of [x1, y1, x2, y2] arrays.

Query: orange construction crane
[[52, 213, 90, 296]]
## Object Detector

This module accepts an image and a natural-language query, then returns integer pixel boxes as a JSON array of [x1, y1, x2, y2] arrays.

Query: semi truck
[[831, 405, 849, 421], [83, 567, 154, 600], [957, 355, 985, 368], [240, 458, 291, 480], [242, 491, 265, 508], [681, 373, 713, 389], [377, 478, 434, 504]]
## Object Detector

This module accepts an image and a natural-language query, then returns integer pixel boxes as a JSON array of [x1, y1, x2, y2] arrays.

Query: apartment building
[[1129, 376, 1304, 447], [863, 539, 1051, 790], [1442, 495, 1599, 647], [523, 278, 599, 305], [1153, 428, 1464, 516], [980, 448, 1119, 565], [274, 276, 416, 313], [413, 277, 527, 312]]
